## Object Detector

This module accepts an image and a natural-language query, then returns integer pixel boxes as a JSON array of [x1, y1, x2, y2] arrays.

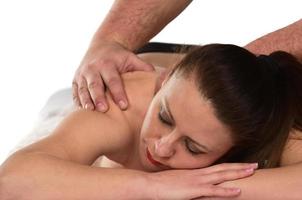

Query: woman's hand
[[147, 162, 258, 200], [73, 40, 154, 112]]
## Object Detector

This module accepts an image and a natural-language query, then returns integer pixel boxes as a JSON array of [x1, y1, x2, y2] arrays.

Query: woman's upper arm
[[21, 106, 133, 165]]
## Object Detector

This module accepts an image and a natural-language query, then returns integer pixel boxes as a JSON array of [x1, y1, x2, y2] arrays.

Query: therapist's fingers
[[125, 53, 154, 72], [100, 66, 128, 110], [77, 76, 94, 110], [72, 80, 81, 107], [85, 71, 108, 112]]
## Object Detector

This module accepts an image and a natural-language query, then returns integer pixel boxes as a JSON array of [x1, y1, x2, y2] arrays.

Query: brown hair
[[171, 44, 302, 168]]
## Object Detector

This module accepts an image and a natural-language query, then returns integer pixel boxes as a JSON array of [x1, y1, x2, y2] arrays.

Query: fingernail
[[85, 103, 94, 110], [97, 102, 107, 112], [245, 168, 254, 173], [119, 100, 127, 110], [250, 163, 258, 169], [231, 188, 241, 193]]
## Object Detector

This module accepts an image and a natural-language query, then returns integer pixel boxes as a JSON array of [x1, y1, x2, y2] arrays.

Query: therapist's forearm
[[204, 163, 302, 200], [0, 151, 149, 200], [92, 0, 192, 51], [245, 19, 302, 61]]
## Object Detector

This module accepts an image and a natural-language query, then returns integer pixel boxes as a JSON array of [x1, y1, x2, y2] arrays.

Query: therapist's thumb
[[126, 54, 155, 72]]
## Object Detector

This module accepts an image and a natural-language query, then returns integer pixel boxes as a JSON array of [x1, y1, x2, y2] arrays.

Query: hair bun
[[257, 54, 281, 74], [270, 51, 302, 131]]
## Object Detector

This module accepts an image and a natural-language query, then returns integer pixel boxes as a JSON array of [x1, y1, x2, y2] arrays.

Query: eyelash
[[158, 111, 172, 126], [185, 139, 202, 155], [158, 109, 202, 155]]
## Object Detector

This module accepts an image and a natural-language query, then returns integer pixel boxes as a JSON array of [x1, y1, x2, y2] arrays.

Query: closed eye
[[185, 138, 203, 155], [158, 102, 205, 156], [158, 111, 173, 126], [158, 105, 173, 126]]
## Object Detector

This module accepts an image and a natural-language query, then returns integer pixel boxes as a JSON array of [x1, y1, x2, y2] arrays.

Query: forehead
[[160, 75, 232, 150]]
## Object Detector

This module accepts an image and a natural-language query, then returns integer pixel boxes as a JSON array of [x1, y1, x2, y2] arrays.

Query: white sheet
[[12, 88, 76, 153]]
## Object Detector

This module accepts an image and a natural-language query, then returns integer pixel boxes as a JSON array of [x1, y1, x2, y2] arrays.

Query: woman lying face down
[[1, 44, 301, 199], [138, 69, 233, 171], [136, 44, 302, 172]]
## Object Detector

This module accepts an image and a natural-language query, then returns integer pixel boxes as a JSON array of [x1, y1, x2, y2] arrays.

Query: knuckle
[[86, 62, 98, 70], [236, 171, 247, 178], [88, 80, 103, 90], [72, 80, 78, 86], [73, 98, 81, 106], [72, 95, 78, 101], [211, 187, 221, 194], [93, 59, 115, 69], [81, 63, 98, 73], [107, 77, 120, 86], [213, 173, 224, 182], [220, 172, 231, 180], [205, 186, 220, 196], [82, 98, 92, 105], [78, 86, 88, 95], [215, 187, 229, 195], [94, 96, 106, 103]]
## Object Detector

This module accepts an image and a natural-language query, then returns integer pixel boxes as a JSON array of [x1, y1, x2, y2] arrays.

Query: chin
[[138, 143, 159, 172]]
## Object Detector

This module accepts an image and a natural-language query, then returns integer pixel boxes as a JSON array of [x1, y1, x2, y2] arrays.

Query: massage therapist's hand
[[73, 40, 154, 112], [147, 163, 258, 200]]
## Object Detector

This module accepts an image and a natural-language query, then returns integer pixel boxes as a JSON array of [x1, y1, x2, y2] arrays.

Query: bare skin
[[1, 56, 302, 199], [245, 19, 302, 62], [0, 70, 260, 199], [73, 0, 301, 113], [73, 0, 192, 112]]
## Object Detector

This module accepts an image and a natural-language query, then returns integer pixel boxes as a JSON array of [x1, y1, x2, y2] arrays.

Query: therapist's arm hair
[[93, 0, 192, 50], [245, 19, 302, 62], [72, 0, 192, 111]]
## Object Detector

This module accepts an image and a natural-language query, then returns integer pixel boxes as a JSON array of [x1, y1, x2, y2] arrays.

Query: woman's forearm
[[0, 151, 150, 200], [206, 163, 302, 200], [245, 19, 302, 61]]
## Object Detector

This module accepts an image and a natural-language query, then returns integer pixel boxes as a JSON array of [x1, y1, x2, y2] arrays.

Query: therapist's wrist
[[90, 31, 137, 52]]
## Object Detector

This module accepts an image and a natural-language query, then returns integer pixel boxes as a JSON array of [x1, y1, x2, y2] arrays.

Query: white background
[[0, 0, 301, 164]]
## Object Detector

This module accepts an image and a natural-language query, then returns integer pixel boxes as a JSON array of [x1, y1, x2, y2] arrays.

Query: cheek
[[140, 103, 161, 139], [191, 158, 216, 169], [140, 110, 154, 136], [173, 153, 225, 169]]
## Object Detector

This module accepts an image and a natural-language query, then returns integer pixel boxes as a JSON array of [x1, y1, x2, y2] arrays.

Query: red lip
[[146, 148, 166, 167]]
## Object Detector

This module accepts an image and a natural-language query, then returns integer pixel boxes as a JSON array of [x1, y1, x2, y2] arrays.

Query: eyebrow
[[161, 97, 211, 153]]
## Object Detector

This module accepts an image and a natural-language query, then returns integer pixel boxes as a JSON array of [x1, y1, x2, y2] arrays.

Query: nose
[[154, 133, 177, 158]]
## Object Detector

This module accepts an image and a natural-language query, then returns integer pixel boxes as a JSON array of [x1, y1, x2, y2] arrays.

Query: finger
[[77, 76, 94, 110], [85, 72, 108, 112], [203, 167, 255, 185], [100, 66, 128, 110], [127, 54, 154, 72], [199, 185, 241, 198], [72, 80, 81, 107], [201, 163, 258, 175]]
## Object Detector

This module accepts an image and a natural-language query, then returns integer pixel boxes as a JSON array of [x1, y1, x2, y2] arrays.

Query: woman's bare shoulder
[[16, 71, 158, 166], [121, 71, 158, 126]]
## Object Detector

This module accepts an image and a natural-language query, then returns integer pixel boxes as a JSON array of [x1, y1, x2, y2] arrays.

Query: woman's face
[[139, 73, 234, 172]]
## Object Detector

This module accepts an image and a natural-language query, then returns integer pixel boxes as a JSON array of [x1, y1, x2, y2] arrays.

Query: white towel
[[12, 88, 76, 153]]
